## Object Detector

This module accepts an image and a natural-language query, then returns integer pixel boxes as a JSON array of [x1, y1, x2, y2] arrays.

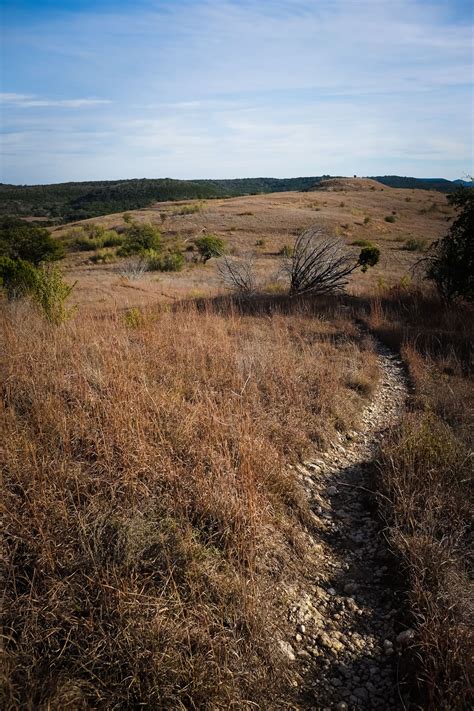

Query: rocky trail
[[281, 342, 410, 710]]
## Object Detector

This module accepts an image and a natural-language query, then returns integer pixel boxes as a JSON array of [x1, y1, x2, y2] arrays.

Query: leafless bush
[[218, 253, 257, 295], [287, 227, 358, 295], [117, 255, 148, 280]]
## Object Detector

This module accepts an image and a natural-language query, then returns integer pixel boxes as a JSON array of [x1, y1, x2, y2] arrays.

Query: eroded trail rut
[[282, 343, 409, 710]]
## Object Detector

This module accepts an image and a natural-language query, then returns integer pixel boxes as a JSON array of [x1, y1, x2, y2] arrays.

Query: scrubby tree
[[426, 187, 474, 302], [0, 216, 64, 265]]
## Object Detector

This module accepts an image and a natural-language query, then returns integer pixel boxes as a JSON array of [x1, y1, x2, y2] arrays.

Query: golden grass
[[1, 296, 378, 708], [365, 288, 473, 709]]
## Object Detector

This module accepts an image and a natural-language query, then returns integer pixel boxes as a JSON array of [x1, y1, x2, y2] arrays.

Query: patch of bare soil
[[281, 342, 409, 710]]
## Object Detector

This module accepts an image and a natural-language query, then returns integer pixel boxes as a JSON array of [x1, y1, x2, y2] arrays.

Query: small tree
[[287, 227, 379, 295], [194, 235, 225, 262], [0, 217, 64, 265], [426, 187, 474, 302]]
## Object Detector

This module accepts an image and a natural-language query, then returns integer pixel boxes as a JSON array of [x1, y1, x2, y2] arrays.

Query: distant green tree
[[426, 187, 474, 302], [194, 235, 225, 262], [0, 217, 64, 265], [118, 223, 162, 256]]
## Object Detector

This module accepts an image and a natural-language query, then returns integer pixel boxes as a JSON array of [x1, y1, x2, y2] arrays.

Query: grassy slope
[[53, 184, 452, 309]]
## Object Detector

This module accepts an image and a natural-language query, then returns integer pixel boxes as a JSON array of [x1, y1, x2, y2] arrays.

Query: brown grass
[[1, 296, 378, 709], [364, 288, 473, 709]]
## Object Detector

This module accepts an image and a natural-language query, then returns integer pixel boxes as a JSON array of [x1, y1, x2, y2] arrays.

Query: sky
[[1, 0, 473, 184]]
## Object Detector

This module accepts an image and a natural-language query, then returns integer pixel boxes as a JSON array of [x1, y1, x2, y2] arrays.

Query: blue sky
[[1, 0, 473, 184]]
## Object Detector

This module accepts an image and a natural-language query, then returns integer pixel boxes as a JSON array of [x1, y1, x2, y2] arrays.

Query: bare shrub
[[218, 253, 257, 295], [287, 227, 379, 295], [117, 255, 148, 280]]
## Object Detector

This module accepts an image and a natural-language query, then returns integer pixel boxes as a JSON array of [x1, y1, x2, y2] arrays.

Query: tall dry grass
[[1, 297, 378, 709], [365, 287, 473, 709]]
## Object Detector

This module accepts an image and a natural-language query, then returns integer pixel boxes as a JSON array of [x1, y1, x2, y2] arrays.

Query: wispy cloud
[[0, 93, 111, 108]]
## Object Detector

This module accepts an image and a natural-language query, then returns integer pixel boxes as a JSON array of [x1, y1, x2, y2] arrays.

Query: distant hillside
[[0, 174, 463, 222], [0, 176, 329, 223], [369, 175, 456, 192]]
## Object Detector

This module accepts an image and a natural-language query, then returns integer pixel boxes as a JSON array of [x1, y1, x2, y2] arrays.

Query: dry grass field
[[2, 180, 472, 709], [51, 179, 454, 309], [2, 297, 381, 709]]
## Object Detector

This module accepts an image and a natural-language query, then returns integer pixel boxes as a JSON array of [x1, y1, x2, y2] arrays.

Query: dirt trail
[[281, 342, 409, 710]]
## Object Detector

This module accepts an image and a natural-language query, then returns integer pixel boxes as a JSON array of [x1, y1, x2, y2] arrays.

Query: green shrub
[[147, 250, 184, 272], [65, 224, 123, 252], [123, 307, 144, 328], [102, 230, 124, 248], [73, 236, 105, 252], [359, 245, 380, 272], [0, 257, 39, 299], [32, 265, 75, 324], [173, 203, 204, 216], [385, 215, 396, 223], [351, 239, 374, 248], [83, 223, 106, 239], [0, 257, 74, 323], [278, 244, 293, 257], [0, 217, 64, 265], [89, 251, 116, 264], [118, 223, 162, 256], [122, 212, 133, 224], [403, 238, 427, 252], [255, 239, 266, 247], [363, 216, 371, 225], [194, 235, 225, 262]]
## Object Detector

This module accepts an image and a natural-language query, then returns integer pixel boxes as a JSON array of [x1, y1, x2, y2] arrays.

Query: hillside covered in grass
[[0, 175, 462, 223]]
